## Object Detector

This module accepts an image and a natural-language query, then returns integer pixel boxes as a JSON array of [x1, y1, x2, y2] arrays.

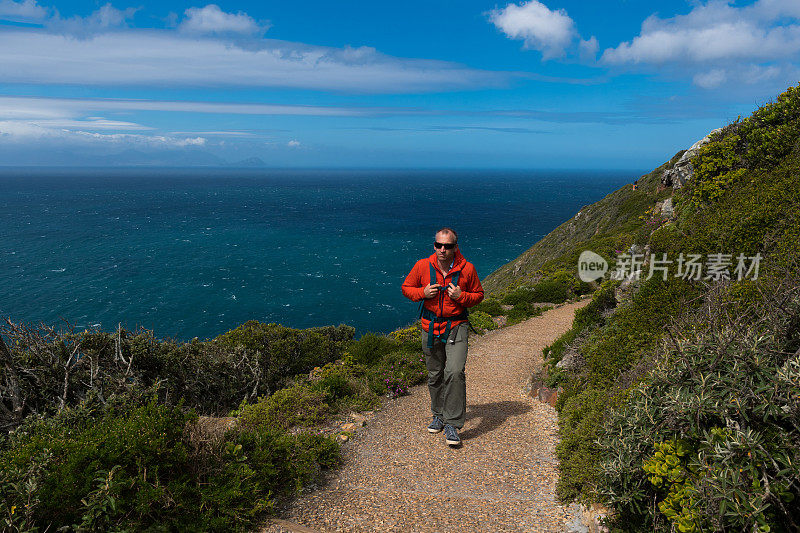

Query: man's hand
[[423, 283, 443, 299], [446, 282, 462, 300]]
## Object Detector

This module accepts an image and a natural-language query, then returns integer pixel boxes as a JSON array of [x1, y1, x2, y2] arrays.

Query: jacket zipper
[[439, 269, 449, 317]]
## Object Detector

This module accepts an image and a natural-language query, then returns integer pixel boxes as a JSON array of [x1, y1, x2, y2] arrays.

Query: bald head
[[435, 227, 458, 243]]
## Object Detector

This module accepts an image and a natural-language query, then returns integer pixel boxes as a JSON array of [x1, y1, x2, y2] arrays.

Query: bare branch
[[0, 326, 23, 421]]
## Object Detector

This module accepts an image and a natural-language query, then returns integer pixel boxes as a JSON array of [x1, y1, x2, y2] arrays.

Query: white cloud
[[603, 19, 800, 64], [287, 140, 300, 147], [578, 36, 598, 60], [696, 64, 783, 87], [47, 3, 138, 37], [693, 68, 727, 88], [0, 96, 207, 149], [0, 28, 503, 93], [741, 64, 782, 83], [489, 1, 577, 59], [0, 0, 47, 21], [180, 4, 265, 35], [747, 0, 800, 20], [0, 118, 205, 147], [0, 120, 53, 138], [73, 131, 206, 147], [170, 130, 255, 136], [31, 117, 151, 130], [601, 0, 800, 88], [0, 96, 375, 119]]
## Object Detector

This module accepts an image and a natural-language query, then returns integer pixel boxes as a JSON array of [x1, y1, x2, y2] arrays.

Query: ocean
[[1, 168, 635, 339]]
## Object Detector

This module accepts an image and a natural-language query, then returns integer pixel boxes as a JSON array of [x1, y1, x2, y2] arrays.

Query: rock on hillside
[[660, 128, 721, 188]]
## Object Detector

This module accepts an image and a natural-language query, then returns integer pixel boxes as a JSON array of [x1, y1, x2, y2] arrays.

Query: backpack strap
[[417, 262, 439, 320], [427, 263, 438, 348]]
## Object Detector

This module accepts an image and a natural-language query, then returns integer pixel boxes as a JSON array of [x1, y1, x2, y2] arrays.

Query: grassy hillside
[[482, 152, 680, 294], [490, 84, 800, 532]]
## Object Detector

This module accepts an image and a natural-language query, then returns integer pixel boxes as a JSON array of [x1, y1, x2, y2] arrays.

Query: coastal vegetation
[[484, 84, 800, 531], [472, 269, 592, 328], [0, 319, 425, 531], [0, 244, 576, 531], [3, 83, 799, 532]]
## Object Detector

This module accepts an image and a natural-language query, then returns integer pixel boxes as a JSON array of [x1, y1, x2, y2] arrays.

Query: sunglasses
[[434, 242, 456, 250]]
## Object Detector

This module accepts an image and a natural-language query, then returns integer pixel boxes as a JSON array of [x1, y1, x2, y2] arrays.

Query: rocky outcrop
[[555, 347, 584, 371], [660, 197, 674, 219], [555, 330, 588, 371], [661, 128, 721, 189], [564, 503, 611, 533]]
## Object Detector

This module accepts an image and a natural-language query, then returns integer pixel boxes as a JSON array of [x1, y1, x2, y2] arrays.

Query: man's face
[[434, 231, 458, 265]]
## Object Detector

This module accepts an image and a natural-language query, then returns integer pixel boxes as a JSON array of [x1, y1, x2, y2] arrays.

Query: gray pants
[[422, 322, 468, 429]]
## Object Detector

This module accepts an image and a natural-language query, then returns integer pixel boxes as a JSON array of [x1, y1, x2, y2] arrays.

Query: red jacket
[[402, 250, 484, 334]]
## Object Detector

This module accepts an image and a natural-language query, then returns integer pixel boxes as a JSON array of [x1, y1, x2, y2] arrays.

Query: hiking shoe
[[427, 416, 445, 433], [443, 424, 461, 446]]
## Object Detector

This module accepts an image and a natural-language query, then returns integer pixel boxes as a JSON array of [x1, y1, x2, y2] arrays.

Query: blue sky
[[0, 0, 798, 168]]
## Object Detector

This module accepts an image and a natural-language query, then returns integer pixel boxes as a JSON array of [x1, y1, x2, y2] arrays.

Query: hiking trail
[[262, 298, 590, 533]]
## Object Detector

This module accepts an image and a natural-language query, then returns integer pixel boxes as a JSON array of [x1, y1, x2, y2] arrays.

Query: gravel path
[[261, 299, 589, 533]]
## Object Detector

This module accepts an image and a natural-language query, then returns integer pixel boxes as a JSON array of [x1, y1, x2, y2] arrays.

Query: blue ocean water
[[1, 168, 635, 339]]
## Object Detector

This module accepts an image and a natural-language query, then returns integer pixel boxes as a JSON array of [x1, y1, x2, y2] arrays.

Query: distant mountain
[[229, 157, 267, 167]]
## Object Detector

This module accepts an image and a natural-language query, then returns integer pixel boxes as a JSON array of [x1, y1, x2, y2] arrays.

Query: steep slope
[[486, 84, 800, 532], [482, 152, 681, 294]]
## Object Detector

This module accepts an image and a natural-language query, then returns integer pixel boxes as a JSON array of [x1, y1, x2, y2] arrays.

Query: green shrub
[[238, 384, 328, 432], [531, 280, 569, 304], [387, 325, 423, 353], [576, 280, 594, 296], [550, 277, 699, 502], [678, 149, 800, 268], [544, 269, 588, 296], [1, 399, 198, 530], [130, 336, 263, 415], [472, 298, 504, 316], [690, 84, 800, 206], [309, 324, 357, 347], [501, 287, 535, 306], [556, 389, 605, 502], [503, 283, 563, 305], [501, 271, 584, 307], [648, 223, 684, 256], [469, 310, 497, 332], [543, 280, 618, 376], [311, 362, 379, 412], [366, 350, 426, 398], [314, 364, 357, 402], [0, 447, 52, 532], [231, 426, 339, 502], [0, 393, 341, 532], [215, 321, 350, 395], [582, 276, 699, 387], [600, 287, 800, 532], [721, 279, 763, 314], [346, 333, 399, 366], [506, 302, 547, 326], [0, 320, 354, 425]]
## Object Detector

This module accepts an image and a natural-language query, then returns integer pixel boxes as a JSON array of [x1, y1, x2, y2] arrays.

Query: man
[[401, 227, 484, 447]]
